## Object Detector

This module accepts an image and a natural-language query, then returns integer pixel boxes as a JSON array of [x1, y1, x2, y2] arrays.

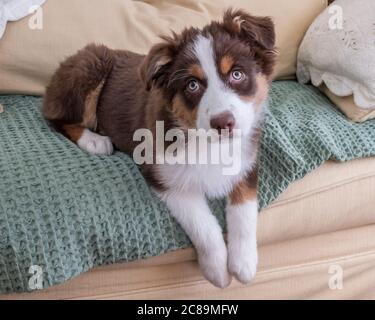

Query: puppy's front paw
[[198, 247, 232, 288], [86, 136, 113, 155], [228, 240, 258, 284], [78, 130, 113, 155]]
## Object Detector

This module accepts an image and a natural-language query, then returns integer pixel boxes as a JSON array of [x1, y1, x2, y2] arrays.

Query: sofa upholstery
[[3, 158, 375, 299], [0, 0, 327, 95]]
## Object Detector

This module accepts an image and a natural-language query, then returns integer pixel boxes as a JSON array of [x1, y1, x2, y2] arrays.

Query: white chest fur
[[155, 136, 256, 198]]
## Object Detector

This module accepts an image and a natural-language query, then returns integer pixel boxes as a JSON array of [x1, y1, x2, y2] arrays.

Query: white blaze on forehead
[[193, 35, 224, 92], [192, 35, 230, 125]]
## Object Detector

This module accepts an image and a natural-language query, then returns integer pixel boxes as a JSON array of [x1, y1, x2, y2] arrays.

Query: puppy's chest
[[155, 141, 256, 198]]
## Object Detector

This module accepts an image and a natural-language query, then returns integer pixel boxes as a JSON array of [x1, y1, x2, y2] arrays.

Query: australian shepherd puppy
[[43, 9, 276, 288]]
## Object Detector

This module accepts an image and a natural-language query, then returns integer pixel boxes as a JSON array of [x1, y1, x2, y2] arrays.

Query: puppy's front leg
[[227, 178, 258, 284], [162, 191, 231, 288]]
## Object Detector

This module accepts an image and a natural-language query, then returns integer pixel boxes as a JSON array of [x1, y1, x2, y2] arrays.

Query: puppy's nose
[[210, 111, 235, 133]]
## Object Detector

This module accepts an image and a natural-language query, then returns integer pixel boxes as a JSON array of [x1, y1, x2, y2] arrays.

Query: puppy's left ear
[[223, 9, 277, 77], [223, 9, 276, 51]]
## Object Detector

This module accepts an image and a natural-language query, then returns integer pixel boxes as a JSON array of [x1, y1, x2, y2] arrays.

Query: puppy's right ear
[[139, 36, 177, 91]]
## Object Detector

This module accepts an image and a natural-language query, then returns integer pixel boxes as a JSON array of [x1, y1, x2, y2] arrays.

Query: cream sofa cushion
[[0, 0, 327, 95], [259, 157, 375, 245], [320, 84, 375, 123], [297, 0, 375, 109]]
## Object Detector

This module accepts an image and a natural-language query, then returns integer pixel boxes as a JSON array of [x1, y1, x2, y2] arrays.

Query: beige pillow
[[0, 0, 327, 95], [320, 84, 375, 123]]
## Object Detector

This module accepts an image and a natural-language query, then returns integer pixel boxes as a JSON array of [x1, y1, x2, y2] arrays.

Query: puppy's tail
[[43, 44, 114, 140]]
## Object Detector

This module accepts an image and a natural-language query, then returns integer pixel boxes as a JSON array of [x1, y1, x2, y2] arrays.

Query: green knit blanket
[[1, 81, 375, 294]]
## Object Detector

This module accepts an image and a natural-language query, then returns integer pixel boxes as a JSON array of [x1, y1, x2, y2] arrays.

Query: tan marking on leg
[[220, 55, 234, 75], [170, 94, 197, 128], [189, 64, 205, 81], [230, 171, 257, 205], [82, 80, 105, 130], [62, 124, 85, 142], [230, 180, 257, 205]]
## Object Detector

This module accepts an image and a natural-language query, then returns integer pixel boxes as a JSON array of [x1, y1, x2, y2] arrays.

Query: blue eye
[[187, 80, 200, 92], [231, 70, 244, 81]]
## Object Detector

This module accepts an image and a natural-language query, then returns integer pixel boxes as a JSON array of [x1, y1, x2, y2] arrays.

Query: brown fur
[[240, 74, 270, 111], [170, 94, 198, 128], [43, 44, 114, 137]]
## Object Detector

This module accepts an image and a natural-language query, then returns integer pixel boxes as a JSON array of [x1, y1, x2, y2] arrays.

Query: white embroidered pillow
[[297, 0, 375, 109]]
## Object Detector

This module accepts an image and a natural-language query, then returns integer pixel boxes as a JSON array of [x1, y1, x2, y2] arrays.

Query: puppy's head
[[139, 9, 277, 137]]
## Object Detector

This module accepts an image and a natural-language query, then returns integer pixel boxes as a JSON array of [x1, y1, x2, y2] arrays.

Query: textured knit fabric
[[1, 81, 375, 294]]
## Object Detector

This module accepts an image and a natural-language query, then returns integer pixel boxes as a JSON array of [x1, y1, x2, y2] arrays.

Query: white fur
[[161, 190, 231, 288], [156, 138, 256, 198], [193, 35, 256, 137], [77, 129, 113, 155], [227, 200, 258, 283]]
